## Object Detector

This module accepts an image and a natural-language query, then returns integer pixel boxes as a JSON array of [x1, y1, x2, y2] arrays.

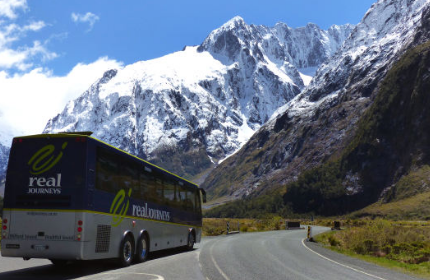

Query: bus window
[[163, 178, 176, 206], [195, 190, 201, 215], [138, 170, 151, 201], [177, 184, 186, 210], [120, 160, 138, 192], [178, 187, 194, 212], [186, 189, 196, 212], [154, 177, 163, 203], [96, 148, 119, 193]]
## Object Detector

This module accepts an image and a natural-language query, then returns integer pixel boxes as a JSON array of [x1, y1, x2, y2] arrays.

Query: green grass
[[351, 191, 430, 220], [314, 220, 430, 279], [387, 165, 430, 202]]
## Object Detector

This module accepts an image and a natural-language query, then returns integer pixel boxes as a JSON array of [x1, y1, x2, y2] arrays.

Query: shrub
[[328, 235, 340, 247]]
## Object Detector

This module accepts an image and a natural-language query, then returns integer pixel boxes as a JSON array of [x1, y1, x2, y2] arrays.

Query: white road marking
[[104, 272, 164, 279], [301, 239, 388, 280], [76, 272, 164, 280], [209, 238, 231, 280], [261, 238, 315, 280]]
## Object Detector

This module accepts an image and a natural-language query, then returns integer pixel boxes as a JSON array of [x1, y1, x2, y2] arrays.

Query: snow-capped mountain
[[202, 0, 430, 201], [0, 143, 9, 197], [43, 17, 353, 179]]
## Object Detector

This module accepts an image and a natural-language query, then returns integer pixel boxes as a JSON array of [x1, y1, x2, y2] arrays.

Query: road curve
[[0, 227, 424, 280], [199, 226, 423, 280]]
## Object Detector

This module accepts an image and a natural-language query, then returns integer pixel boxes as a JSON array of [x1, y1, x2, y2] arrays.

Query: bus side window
[[188, 189, 196, 212], [96, 148, 119, 193], [182, 189, 194, 212], [177, 185, 187, 211], [140, 171, 160, 203], [138, 171, 150, 201], [195, 190, 201, 215], [163, 178, 176, 206], [154, 177, 163, 203], [120, 160, 139, 193]]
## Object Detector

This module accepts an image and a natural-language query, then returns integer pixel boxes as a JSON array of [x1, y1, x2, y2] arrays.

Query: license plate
[[33, 245, 47, 251]]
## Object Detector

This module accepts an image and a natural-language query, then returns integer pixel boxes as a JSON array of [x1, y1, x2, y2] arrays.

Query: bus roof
[[13, 132, 199, 188]]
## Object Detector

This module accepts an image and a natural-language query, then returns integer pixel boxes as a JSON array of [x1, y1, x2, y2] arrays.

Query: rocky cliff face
[[43, 17, 353, 181], [0, 143, 9, 196], [202, 0, 430, 202]]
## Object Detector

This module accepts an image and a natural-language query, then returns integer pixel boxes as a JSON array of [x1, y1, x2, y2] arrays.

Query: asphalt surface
[[0, 227, 426, 280]]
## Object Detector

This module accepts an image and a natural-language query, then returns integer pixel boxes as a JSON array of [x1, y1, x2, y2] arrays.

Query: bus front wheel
[[136, 234, 149, 263], [119, 235, 134, 267], [186, 231, 195, 250]]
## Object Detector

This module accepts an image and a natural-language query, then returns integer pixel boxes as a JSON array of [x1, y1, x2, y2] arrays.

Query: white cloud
[[0, 0, 56, 71], [0, 0, 27, 19], [0, 2, 122, 146], [0, 57, 123, 141], [71, 12, 100, 32], [0, 40, 56, 70]]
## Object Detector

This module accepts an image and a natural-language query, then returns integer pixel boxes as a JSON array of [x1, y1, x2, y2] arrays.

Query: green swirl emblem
[[110, 188, 132, 227], [28, 142, 68, 175]]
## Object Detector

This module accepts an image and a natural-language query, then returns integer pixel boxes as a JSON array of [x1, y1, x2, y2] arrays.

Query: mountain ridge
[[42, 18, 354, 181], [202, 0, 430, 204]]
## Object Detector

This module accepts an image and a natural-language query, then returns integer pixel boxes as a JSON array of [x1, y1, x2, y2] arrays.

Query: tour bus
[[1, 132, 206, 266]]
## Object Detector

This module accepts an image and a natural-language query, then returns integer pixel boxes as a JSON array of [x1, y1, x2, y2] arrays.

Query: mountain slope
[[206, 39, 430, 217], [43, 18, 353, 181], [202, 0, 430, 201], [285, 39, 430, 214]]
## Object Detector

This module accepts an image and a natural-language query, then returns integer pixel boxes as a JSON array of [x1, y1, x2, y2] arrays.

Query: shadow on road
[[0, 247, 195, 280]]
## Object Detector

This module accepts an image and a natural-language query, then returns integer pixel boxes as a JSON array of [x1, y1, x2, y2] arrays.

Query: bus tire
[[50, 259, 68, 266], [186, 230, 195, 250], [136, 234, 149, 263], [119, 234, 134, 267]]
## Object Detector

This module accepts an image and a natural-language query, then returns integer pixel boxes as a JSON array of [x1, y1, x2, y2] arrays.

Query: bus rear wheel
[[136, 234, 149, 263], [50, 259, 68, 266], [119, 235, 134, 267]]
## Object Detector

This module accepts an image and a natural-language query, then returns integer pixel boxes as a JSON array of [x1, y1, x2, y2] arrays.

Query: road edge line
[[301, 238, 388, 280]]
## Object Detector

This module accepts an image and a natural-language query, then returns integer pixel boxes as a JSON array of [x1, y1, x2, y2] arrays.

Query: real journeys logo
[[110, 189, 132, 227], [28, 142, 68, 175], [27, 142, 68, 195], [109, 188, 171, 227]]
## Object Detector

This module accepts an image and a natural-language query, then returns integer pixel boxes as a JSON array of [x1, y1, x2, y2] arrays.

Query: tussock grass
[[315, 219, 430, 278], [203, 217, 286, 236]]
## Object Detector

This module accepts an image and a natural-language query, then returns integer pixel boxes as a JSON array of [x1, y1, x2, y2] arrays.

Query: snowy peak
[[43, 17, 354, 179], [198, 17, 355, 70], [200, 0, 430, 201], [221, 16, 247, 30], [302, 0, 430, 103]]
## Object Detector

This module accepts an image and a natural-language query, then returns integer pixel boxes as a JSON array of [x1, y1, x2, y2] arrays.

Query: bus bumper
[[1, 239, 85, 260]]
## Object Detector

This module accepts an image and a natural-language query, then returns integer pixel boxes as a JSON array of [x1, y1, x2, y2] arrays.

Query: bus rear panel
[[2, 135, 87, 260]]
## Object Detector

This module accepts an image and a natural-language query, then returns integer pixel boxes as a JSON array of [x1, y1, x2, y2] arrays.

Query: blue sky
[[21, 0, 376, 75], [0, 0, 376, 142]]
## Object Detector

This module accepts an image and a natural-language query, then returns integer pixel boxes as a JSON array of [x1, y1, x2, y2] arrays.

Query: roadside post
[[307, 226, 313, 241], [226, 221, 240, 235], [332, 221, 341, 230]]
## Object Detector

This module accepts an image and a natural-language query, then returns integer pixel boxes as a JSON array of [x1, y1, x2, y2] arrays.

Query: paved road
[[0, 227, 425, 280]]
